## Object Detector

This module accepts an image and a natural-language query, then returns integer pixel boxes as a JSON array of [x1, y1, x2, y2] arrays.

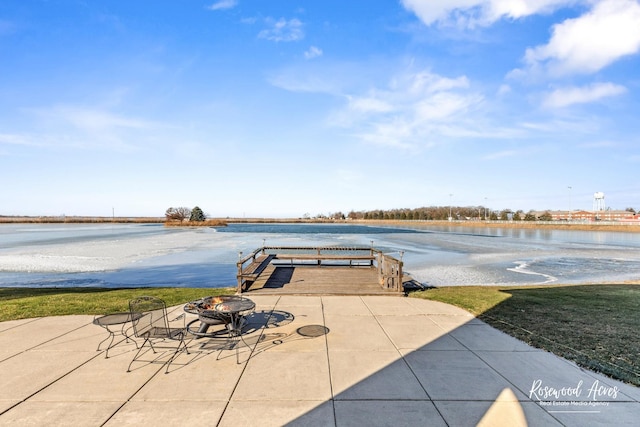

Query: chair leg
[[122, 324, 140, 349], [164, 337, 189, 374], [180, 333, 192, 355], [127, 338, 150, 372]]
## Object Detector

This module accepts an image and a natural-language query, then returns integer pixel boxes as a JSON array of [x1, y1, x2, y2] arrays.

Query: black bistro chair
[[127, 296, 190, 374]]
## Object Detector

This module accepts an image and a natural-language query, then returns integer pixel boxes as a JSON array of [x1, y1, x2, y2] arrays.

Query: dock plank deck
[[243, 265, 401, 296]]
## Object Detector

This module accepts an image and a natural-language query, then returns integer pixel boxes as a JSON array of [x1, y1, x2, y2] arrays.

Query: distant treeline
[[322, 206, 511, 221]]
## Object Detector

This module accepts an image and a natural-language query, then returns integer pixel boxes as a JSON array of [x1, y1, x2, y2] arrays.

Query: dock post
[[237, 251, 243, 293]]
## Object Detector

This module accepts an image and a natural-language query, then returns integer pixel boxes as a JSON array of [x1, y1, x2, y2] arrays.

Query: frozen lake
[[1, 222, 640, 288]]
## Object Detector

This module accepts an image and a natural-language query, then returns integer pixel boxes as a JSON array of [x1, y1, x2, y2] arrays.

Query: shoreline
[[1, 216, 639, 233]]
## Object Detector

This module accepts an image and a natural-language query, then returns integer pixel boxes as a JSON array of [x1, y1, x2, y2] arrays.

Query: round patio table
[[213, 298, 256, 336], [92, 312, 142, 357]]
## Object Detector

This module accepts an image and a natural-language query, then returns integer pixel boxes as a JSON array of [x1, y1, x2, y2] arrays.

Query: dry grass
[[412, 284, 640, 386], [0, 217, 227, 227], [164, 219, 227, 227], [0, 216, 164, 223]]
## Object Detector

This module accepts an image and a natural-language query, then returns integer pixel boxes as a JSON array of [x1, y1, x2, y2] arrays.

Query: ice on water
[[1, 223, 639, 288]]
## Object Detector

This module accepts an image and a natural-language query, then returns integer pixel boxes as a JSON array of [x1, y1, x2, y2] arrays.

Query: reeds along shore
[[164, 219, 227, 227], [1, 216, 639, 232], [0, 216, 165, 224], [0, 217, 226, 227]]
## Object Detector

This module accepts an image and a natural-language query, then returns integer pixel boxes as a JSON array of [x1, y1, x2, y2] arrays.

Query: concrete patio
[[0, 295, 638, 426]]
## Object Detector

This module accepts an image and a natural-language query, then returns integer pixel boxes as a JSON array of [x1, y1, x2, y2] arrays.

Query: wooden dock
[[237, 246, 406, 296], [242, 264, 397, 296]]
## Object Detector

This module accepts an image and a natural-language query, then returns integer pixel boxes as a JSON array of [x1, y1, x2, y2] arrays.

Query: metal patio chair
[[127, 296, 190, 374]]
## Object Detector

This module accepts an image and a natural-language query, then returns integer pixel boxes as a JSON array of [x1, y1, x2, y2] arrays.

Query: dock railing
[[236, 246, 404, 293], [375, 250, 403, 293]]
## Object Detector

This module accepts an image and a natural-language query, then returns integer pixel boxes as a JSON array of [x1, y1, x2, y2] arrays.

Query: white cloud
[[487, 0, 577, 20], [37, 106, 156, 131], [400, 0, 577, 28], [483, 149, 518, 160], [14, 105, 162, 151], [304, 46, 323, 59], [356, 119, 415, 148], [332, 70, 482, 147], [240, 16, 257, 25], [579, 140, 618, 148], [497, 84, 511, 96], [521, 0, 640, 76], [267, 61, 367, 95], [206, 0, 238, 11], [258, 18, 304, 42], [414, 92, 476, 122], [543, 82, 627, 108], [269, 74, 337, 94], [347, 96, 394, 113], [0, 133, 27, 145], [401, 70, 470, 94]]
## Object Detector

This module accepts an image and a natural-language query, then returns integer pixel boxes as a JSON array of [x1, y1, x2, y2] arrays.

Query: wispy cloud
[[0, 133, 36, 146], [347, 96, 394, 113], [13, 105, 163, 151], [579, 140, 618, 148], [330, 69, 483, 147], [400, 0, 577, 29], [516, 0, 640, 77], [0, 132, 93, 150], [543, 82, 627, 108], [483, 149, 518, 160], [258, 18, 304, 42], [35, 105, 156, 132], [267, 61, 368, 95], [497, 84, 511, 96], [304, 46, 323, 59], [206, 0, 238, 11]]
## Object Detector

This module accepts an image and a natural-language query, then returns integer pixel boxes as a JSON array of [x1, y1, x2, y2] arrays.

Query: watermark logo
[[529, 379, 620, 413]]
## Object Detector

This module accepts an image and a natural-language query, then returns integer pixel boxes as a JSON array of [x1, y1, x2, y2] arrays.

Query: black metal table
[[92, 312, 142, 357], [213, 298, 256, 336]]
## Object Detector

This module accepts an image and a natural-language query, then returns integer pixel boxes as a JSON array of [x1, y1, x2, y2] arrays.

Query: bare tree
[[165, 207, 191, 222]]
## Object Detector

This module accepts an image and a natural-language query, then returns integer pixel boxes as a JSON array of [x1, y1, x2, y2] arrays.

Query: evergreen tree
[[190, 206, 206, 222]]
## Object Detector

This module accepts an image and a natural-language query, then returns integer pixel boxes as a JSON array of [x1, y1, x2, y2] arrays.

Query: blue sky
[[1, 0, 639, 218]]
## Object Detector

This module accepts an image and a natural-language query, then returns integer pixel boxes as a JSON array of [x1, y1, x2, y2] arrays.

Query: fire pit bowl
[[183, 295, 244, 337], [184, 295, 243, 316]]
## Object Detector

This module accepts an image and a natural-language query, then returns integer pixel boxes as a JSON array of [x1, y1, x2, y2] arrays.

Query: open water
[[1, 222, 639, 288]]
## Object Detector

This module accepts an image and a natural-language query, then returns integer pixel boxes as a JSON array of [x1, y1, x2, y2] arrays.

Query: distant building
[[544, 210, 638, 222]]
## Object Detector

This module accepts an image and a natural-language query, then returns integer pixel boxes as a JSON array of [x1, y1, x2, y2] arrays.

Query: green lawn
[[1, 284, 638, 386], [0, 287, 235, 321], [412, 284, 640, 386]]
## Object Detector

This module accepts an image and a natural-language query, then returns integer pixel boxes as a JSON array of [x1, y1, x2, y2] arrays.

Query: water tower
[[593, 192, 605, 212]]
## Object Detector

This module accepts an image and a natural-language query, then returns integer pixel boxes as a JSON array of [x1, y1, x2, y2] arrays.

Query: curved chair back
[[129, 296, 169, 339]]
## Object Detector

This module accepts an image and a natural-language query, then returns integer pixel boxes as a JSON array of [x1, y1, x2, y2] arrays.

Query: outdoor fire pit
[[184, 295, 254, 337]]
